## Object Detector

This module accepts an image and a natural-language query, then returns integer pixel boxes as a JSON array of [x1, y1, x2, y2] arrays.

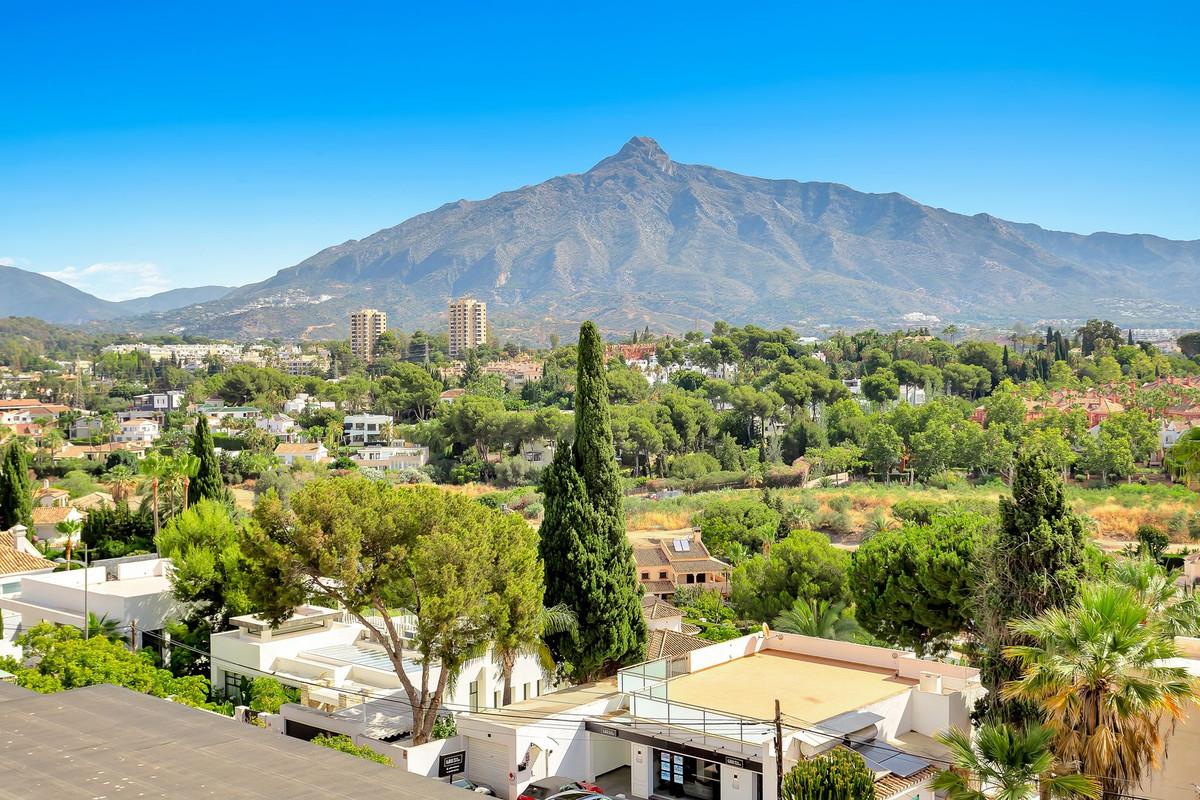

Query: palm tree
[[495, 603, 576, 706], [166, 453, 201, 513], [105, 465, 139, 504], [932, 723, 1098, 800], [1165, 428, 1200, 487], [87, 612, 124, 643], [771, 598, 862, 641], [1107, 557, 1200, 637], [54, 518, 82, 566], [1003, 583, 1200, 799], [138, 453, 171, 538]]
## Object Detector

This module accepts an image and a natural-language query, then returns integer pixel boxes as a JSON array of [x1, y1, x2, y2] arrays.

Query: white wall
[[397, 735, 465, 778], [589, 733, 628, 777], [721, 763, 756, 800], [629, 742, 651, 798]]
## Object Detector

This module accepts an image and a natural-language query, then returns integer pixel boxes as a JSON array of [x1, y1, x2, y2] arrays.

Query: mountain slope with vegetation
[[146, 136, 1200, 339]]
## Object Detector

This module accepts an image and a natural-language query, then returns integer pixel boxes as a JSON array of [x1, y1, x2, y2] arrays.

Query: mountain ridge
[[29, 138, 1200, 337], [0, 267, 233, 324]]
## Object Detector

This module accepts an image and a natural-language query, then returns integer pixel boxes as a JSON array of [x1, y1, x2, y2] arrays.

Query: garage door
[[468, 736, 511, 793]]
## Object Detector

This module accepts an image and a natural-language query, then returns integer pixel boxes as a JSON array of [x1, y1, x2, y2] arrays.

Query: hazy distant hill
[[0, 266, 231, 324], [113, 285, 232, 315], [68, 138, 1200, 338]]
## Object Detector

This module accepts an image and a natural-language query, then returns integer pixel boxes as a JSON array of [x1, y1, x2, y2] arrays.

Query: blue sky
[[3, 1, 1198, 300]]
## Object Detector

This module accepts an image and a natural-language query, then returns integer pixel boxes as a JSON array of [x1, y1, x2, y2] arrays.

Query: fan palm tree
[[165, 453, 201, 513], [1003, 583, 1200, 799], [1107, 557, 1200, 637], [495, 603, 577, 706], [104, 465, 139, 504], [138, 453, 172, 538], [1165, 427, 1200, 487], [771, 598, 862, 641], [87, 612, 124, 643], [932, 723, 1098, 800], [54, 518, 82, 566]]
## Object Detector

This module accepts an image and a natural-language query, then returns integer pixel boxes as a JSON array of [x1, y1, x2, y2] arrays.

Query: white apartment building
[[256, 413, 298, 440], [283, 393, 337, 415], [343, 413, 393, 445], [273, 442, 329, 465], [0, 557, 176, 648], [448, 298, 487, 357], [114, 418, 160, 444], [210, 607, 549, 747], [456, 631, 982, 800], [351, 443, 429, 471], [351, 308, 388, 363]]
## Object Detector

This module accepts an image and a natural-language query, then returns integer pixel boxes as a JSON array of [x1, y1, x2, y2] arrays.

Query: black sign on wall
[[439, 750, 467, 777]]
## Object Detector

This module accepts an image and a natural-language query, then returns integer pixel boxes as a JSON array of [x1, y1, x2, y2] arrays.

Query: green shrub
[[669, 452, 721, 480], [697, 498, 781, 558], [827, 494, 852, 513], [891, 498, 942, 525], [311, 734, 393, 765]]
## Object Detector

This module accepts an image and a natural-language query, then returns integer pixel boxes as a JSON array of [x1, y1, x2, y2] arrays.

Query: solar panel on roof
[[847, 742, 895, 773], [879, 752, 931, 778]]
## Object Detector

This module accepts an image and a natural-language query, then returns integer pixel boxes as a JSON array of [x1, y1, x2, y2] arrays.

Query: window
[[523, 682, 532, 701], [659, 571, 668, 580], [685, 574, 695, 584], [696, 573, 706, 584], [224, 672, 247, 703], [494, 690, 502, 708], [469, 680, 480, 712], [654, 750, 721, 800], [641, 572, 650, 580], [536, 680, 542, 697]]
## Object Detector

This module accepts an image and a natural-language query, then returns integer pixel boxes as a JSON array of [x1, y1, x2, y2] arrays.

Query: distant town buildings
[[350, 308, 388, 363], [448, 297, 487, 357]]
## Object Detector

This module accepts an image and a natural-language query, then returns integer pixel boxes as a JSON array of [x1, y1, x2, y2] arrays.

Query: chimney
[[9, 524, 31, 553]]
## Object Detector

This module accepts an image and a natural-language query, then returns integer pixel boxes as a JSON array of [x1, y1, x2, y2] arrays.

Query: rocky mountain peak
[[589, 135, 673, 174]]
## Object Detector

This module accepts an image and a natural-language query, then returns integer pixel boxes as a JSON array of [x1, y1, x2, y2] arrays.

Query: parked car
[[452, 778, 496, 795], [518, 777, 604, 800]]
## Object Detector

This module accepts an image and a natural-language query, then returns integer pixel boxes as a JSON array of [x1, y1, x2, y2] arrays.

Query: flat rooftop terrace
[[665, 650, 916, 724]]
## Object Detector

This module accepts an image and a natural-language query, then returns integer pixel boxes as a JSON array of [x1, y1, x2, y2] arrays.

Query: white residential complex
[[210, 607, 549, 740], [0, 557, 176, 649], [454, 631, 981, 800]]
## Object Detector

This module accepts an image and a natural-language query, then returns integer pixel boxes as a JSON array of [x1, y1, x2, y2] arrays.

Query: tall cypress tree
[[975, 444, 1087, 723], [188, 416, 224, 506], [540, 321, 645, 681], [0, 443, 34, 530]]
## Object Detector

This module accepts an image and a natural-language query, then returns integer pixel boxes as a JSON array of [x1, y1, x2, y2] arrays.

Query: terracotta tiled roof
[[274, 443, 323, 455], [641, 596, 682, 620], [646, 629, 712, 659], [633, 546, 670, 567], [31, 506, 80, 525], [0, 544, 54, 576], [641, 579, 677, 596], [873, 764, 939, 799]]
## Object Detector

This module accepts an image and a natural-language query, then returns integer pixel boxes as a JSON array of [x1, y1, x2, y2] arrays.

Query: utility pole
[[81, 544, 89, 640], [774, 698, 783, 800]]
